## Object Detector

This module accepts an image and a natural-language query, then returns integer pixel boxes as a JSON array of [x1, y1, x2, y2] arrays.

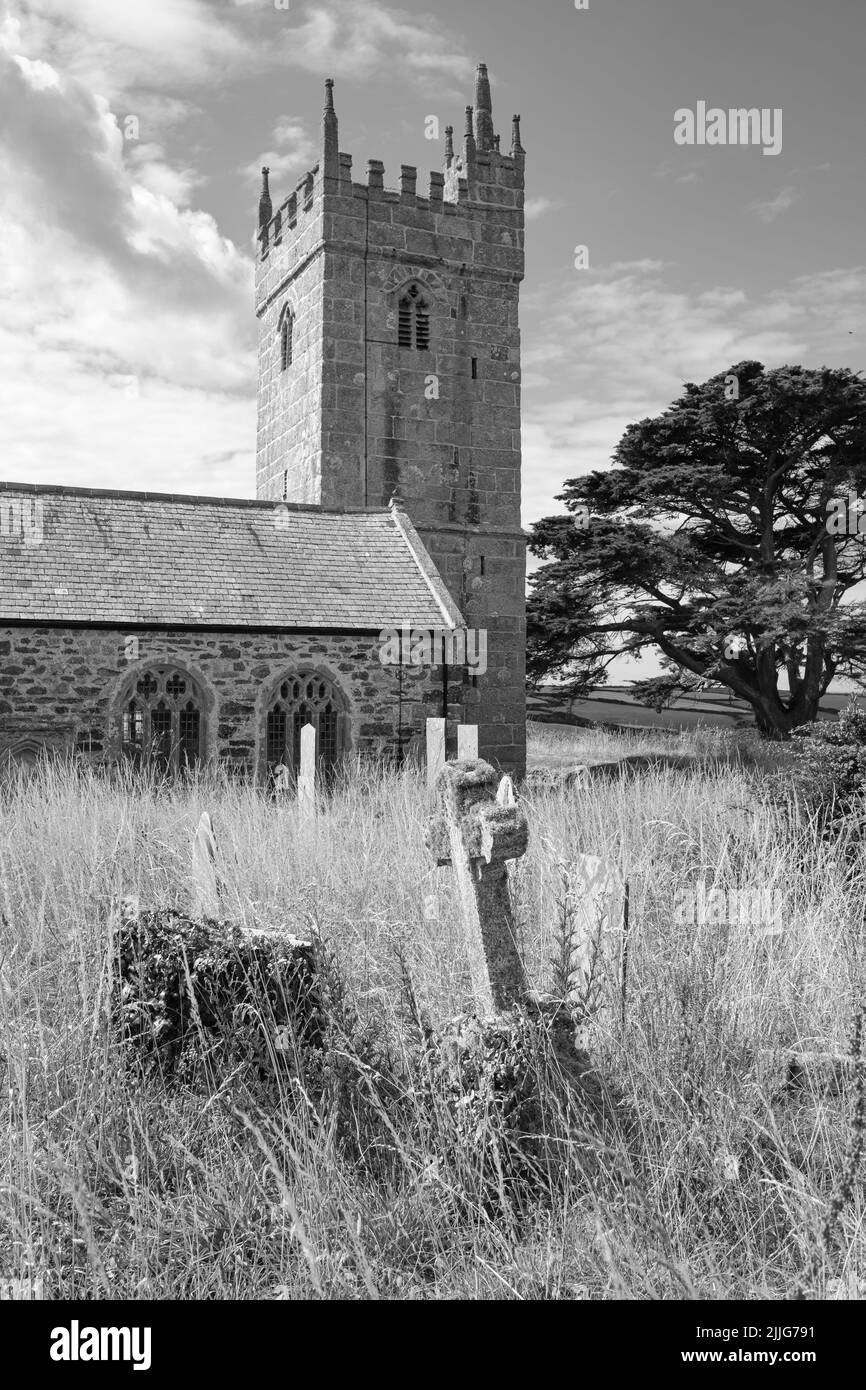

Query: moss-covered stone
[[113, 907, 322, 1089]]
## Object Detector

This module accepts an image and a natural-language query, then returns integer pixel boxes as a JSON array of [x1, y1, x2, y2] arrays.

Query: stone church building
[[0, 65, 527, 782]]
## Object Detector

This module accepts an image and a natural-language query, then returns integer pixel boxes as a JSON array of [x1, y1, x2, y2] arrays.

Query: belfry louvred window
[[398, 283, 430, 350], [121, 668, 203, 773], [266, 674, 344, 787]]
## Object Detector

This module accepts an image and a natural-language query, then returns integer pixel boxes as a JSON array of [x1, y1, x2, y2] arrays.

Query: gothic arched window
[[2, 738, 43, 778], [265, 673, 345, 786], [398, 283, 430, 350], [121, 668, 203, 774], [280, 310, 293, 370]]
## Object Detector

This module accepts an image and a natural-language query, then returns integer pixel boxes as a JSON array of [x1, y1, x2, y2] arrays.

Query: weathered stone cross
[[425, 759, 529, 1016]]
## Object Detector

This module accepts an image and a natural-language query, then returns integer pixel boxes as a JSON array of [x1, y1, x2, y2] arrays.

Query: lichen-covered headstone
[[113, 905, 320, 1086], [426, 717, 446, 791], [425, 758, 529, 1015]]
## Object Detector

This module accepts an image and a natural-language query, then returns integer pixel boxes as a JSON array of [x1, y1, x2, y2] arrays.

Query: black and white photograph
[[0, 0, 864, 1339]]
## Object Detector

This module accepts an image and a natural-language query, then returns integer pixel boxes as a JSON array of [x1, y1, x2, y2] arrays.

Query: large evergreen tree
[[527, 362, 866, 737]]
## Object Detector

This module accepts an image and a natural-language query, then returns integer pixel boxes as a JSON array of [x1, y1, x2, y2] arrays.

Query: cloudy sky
[[1, 0, 863, 533]]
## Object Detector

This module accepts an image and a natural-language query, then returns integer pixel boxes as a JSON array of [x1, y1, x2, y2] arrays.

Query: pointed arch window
[[398, 283, 430, 350], [266, 673, 345, 787], [2, 738, 44, 776], [121, 668, 203, 774], [280, 309, 294, 371]]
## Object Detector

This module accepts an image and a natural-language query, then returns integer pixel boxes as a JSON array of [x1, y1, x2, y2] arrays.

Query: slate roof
[[0, 483, 463, 631]]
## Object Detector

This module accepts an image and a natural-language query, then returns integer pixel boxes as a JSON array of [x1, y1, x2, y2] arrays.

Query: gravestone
[[457, 724, 479, 760], [191, 811, 220, 919], [273, 764, 291, 793], [426, 717, 446, 791], [115, 810, 320, 1086], [496, 774, 516, 808], [298, 722, 315, 823], [426, 758, 529, 1015]]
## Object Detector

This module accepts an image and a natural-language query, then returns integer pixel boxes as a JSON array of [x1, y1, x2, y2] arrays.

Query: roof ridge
[[0, 481, 389, 515]]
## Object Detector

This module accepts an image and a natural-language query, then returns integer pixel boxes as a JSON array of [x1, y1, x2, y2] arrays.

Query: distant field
[[528, 685, 854, 734]]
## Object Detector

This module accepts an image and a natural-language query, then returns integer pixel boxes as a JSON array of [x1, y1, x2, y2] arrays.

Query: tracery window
[[265, 673, 344, 785], [121, 668, 203, 773], [398, 283, 430, 350]]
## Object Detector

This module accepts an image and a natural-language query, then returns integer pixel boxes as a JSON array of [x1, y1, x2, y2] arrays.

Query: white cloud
[[242, 118, 317, 190], [0, 45, 255, 495], [0, 0, 479, 499], [749, 185, 798, 223], [520, 260, 866, 526], [125, 142, 203, 206], [9, 0, 473, 102], [11, 0, 257, 97], [524, 196, 564, 222], [654, 157, 703, 183], [285, 2, 473, 88], [787, 163, 832, 177]]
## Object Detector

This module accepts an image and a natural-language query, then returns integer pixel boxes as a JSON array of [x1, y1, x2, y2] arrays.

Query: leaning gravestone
[[425, 759, 529, 1015], [425, 758, 621, 1172]]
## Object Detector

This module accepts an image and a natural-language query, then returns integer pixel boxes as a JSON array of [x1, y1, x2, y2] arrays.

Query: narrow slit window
[[471, 357, 478, 379], [280, 313, 293, 370]]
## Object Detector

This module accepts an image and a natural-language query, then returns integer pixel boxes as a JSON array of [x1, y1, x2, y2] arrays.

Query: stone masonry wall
[[253, 130, 527, 776], [0, 627, 445, 775], [256, 170, 326, 503]]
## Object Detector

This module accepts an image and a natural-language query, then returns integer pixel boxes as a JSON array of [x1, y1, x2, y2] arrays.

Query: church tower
[[254, 66, 526, 775]]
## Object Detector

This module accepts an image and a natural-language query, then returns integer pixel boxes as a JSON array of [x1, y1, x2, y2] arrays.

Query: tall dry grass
[[0, 726, 863, 1300]]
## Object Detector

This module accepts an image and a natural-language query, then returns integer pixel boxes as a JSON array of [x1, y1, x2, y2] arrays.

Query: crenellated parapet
[[256, 65, 525, 306]]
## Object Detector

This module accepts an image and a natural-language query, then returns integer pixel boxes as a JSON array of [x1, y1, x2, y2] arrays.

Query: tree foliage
[[527, 362, 866, 736]]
